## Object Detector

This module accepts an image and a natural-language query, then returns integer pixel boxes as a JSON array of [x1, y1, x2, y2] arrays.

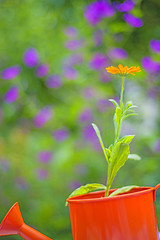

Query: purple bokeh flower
[[148, 74, 157, 82], [141, 57, 160, 74], [147, 86, 159, 99], [97, 97, 119, 112], [4, 86, 19, 103], [84, 1, 115, 26], [68, 181, 82, 190], [34, 107, 52, 128], [63, 66, 78, 80], [155, 139, 160, 152], [16, 177, 28, 190], [108, 47, 128, 59], [37, 168, 48, 180], [99, 70, 112, 82], [71, 54, 84, 65], [65, 39, 84, 51], [123, 13, 143, 28], [114, 33, 123, 42], [64, 54, 83, 66], [82, 124, 101, 151], [0, 108, 3, 124], [38, 151, 53, 163], [89, 53, 109, 71], [46, 75, 62, 88], [150, 39, 160, 54], [0, 159, 10, 172], [146, 74, 157, 83], [23, 48, 39, 67], [74, 164, 88, 175], [92, 140, 102, 151], [116, 0, 135, 12], [93, 30, 103, 46], [35, 64, 49, 78], [79, 108, 93, 123], [63, 26, 78, 38], [53, 127, 69, 142], [83, 87, 96, 99], [121, 122, 135, 135], [1, 65, 21, 80], [82, 124, 97, 141], [97, 99, 109, 112]]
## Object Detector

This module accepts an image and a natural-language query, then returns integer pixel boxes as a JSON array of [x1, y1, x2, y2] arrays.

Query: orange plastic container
[[67, 184, 160, 240]]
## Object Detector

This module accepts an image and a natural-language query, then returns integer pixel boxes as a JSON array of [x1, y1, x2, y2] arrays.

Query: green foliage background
[[0, 0, 160, 239]]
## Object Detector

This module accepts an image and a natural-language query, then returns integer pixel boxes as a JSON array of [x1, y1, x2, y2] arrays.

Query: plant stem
[[105, 164, 111, 196], [114, 77, 124, 143], [114, 120, 122, 144], [105, 77, 125, 197], [120, 77, 124, 112], [105, 185, 110, 197]]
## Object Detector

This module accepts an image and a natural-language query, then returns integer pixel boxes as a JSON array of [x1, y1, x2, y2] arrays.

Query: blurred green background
[[0, 0, 160, 239]]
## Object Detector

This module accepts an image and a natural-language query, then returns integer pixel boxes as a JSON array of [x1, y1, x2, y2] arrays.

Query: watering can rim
[[67, 185, 160, 204]]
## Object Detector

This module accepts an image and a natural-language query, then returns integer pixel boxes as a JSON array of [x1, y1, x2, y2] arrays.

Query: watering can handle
[[19, 223, 53, 240], [153, 183, 160, 201]]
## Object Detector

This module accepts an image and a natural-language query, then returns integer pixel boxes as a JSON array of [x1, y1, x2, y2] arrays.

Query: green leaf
[[128, 154, 141, 160], [105, 144, 113, 162], [120, 135, 135, 144], [109, 185, 139, 197], [65, 183, 106, 206], [108, 144, 113, 152], [108, 99, 119, 108], [105, 148, 111, 161], [127, 109, 134, 113], [92, 123, 109, 162], [122, 113, 137, 120], [116, 107, 121, 124], [107, 142, 130, 187], [127, 105, 137, 110], [126, 101, 132, 108]]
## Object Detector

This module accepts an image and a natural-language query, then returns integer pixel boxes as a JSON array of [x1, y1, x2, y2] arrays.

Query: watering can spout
[[0, 202, 23, 236], [0, 202, 53, 240]]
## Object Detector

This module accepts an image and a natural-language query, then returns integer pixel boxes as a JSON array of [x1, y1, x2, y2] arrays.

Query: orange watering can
[[0, 202, 53, 240]]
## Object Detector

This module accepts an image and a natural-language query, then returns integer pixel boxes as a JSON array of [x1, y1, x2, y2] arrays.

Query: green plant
[[66, 64, 141, 203]]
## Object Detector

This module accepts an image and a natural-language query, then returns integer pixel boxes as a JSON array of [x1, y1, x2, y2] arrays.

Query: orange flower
[[106, 64, 141, 76]]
